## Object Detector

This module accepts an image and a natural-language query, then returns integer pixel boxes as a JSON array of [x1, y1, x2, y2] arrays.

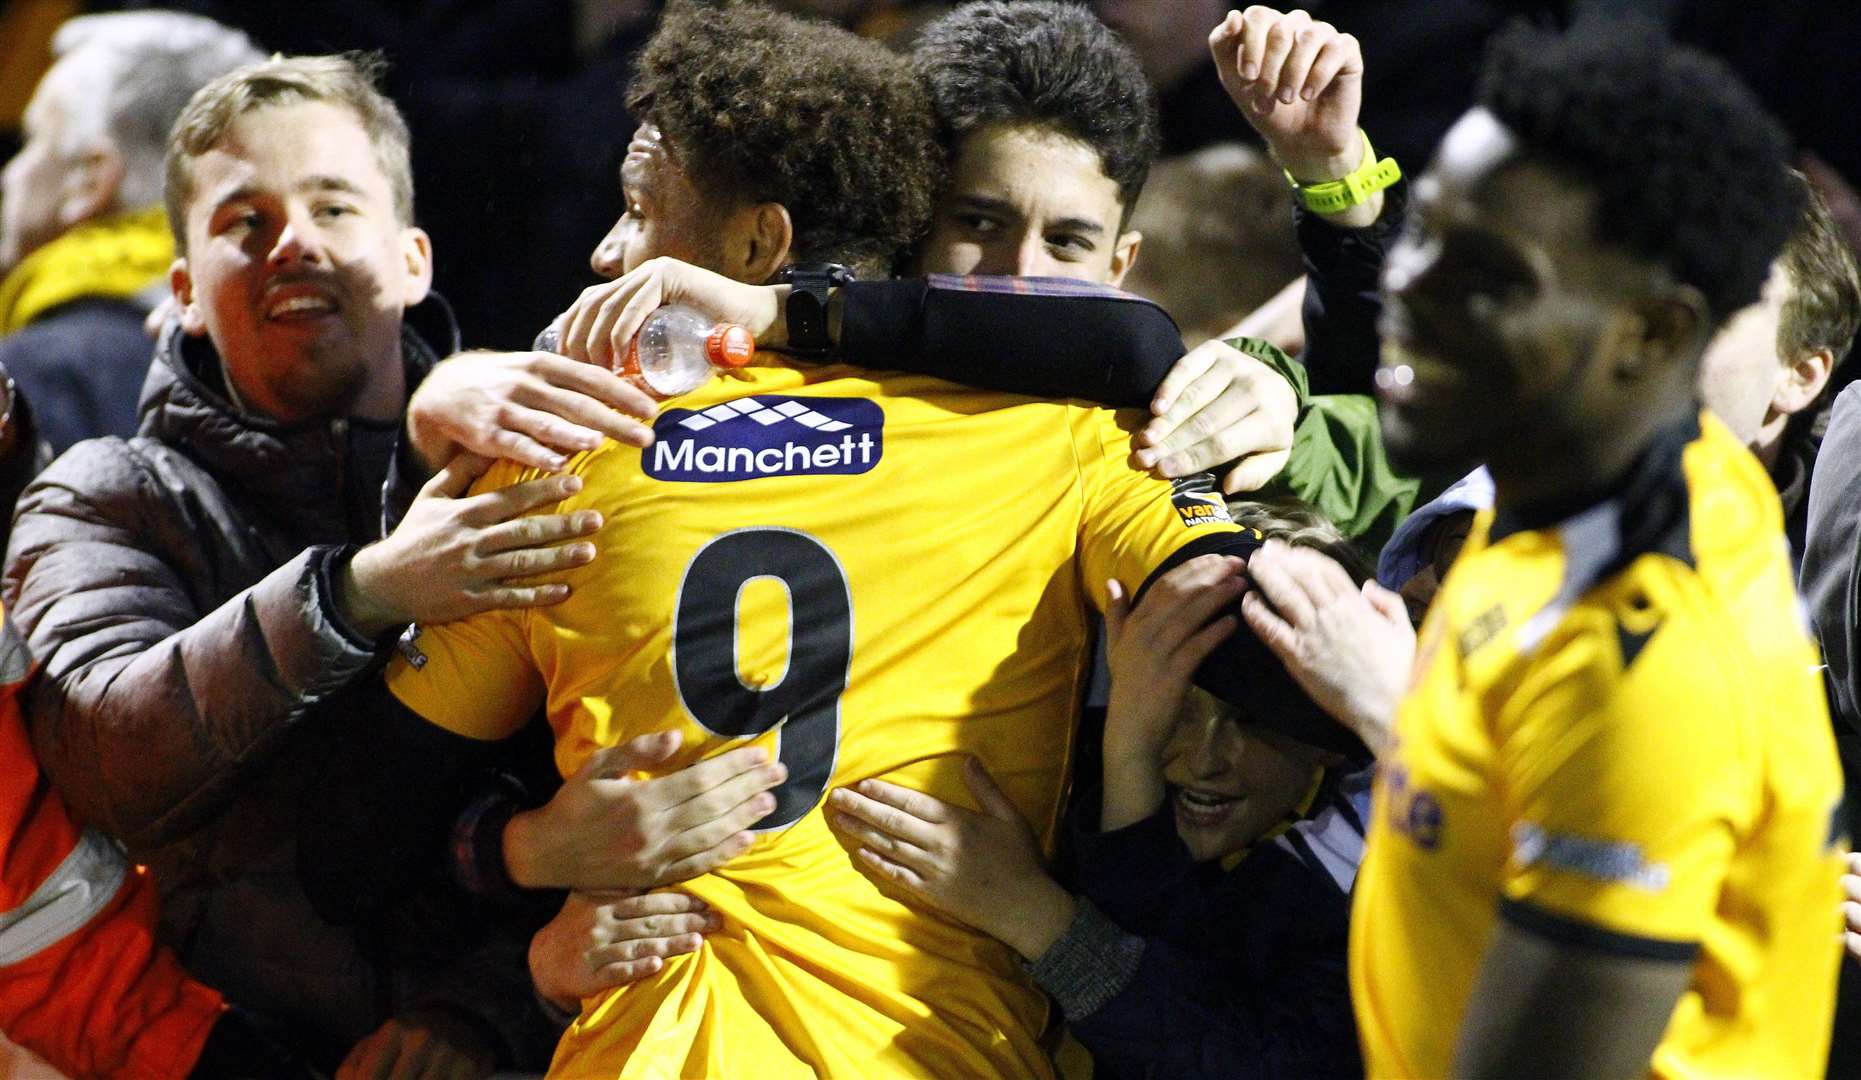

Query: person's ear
[[398, 226, 434, 306], [729, 202, 793, 285], [1773, 345, 1836, 417], [170, 257, 208, 337], [1107, 229, 1143, 288], [1616, 286, 1709, 383], [59, 142, 125, 227]]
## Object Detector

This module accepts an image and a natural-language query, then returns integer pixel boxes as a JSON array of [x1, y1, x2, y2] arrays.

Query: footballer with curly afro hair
[[621, 1, 941, 280], [1344, 16, 1840, 1080], [1476, 15, 1798, 326], [1375, 14, 1799, 480]]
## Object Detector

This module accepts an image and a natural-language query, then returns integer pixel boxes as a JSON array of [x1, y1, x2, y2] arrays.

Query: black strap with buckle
[[777, 262, 853, 358]]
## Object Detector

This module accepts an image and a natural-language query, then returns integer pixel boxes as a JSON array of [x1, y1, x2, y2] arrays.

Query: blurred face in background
[[1161, 687, 1324, 863], [1, 61, 102, 274], [1397, 509, 1475, 624], [916, 122, 1140, 285], [1090, 0, 1227, 92]]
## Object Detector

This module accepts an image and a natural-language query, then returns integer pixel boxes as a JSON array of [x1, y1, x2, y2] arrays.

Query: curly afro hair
[[627, 1, 942, 279], [1477, 16, 1798, 326], [912, 0, 1159, 226]]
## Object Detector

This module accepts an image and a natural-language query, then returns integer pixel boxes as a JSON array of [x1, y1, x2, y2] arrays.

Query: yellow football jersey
[[1350, 413, 1844, 1079], [388, 363, 1245, 1078]]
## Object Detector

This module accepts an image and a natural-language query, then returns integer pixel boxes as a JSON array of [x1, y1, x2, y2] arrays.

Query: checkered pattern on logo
[[678, 399, 853, 433]]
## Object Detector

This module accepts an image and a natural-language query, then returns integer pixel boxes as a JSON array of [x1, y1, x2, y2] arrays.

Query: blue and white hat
[[1376, 467, 1494, 590]]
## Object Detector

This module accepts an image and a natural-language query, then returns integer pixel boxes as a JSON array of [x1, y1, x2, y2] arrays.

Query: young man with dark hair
[[909, 0, 1158, 283], [329, 4, 1348, 1076], [1243, 16, 1843, 1078]]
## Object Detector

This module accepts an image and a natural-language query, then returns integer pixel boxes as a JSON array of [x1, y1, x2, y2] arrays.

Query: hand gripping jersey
[[0, 607, 224, 1078], [388, 365, 1250, 1078], [1350, 413, 1845, 1078]]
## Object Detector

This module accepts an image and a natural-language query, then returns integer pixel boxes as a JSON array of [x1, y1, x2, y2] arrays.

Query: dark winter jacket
[[1, 299, 553, 1069], [1031, 770, 1371, 1079], [0, 297, 153, 453]]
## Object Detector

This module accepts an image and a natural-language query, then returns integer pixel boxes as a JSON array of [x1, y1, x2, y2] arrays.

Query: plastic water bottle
[[534, 305, 755, 399]]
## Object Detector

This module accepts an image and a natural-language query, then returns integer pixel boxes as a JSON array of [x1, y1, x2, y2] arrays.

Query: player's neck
[[1487, 405, 1694, 539]]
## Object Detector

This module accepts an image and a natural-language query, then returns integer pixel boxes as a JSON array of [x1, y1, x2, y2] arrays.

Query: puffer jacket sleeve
[[2, 439, 391, 850]]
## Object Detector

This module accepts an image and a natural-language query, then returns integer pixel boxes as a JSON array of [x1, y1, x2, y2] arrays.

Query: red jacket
[[0, 611, 222, 1079]]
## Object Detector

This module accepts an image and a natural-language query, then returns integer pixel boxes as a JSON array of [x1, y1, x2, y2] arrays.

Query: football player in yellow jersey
[[1240, 15, 1845, 1080], [334, 4, 1352, 1078]]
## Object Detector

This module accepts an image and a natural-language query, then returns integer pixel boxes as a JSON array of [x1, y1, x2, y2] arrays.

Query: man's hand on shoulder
[[1134, 339, 1297, 493], [339, 454, 601, 636], [406, 350, 658, 475]]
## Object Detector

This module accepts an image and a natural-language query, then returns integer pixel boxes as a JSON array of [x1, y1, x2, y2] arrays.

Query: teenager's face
[[1160, 689, 1320, 863], [589, 123, 727, 279], [171, 101, 430, 424], [916, 122, 1138, 286], [1377, 108, 1662, 477]]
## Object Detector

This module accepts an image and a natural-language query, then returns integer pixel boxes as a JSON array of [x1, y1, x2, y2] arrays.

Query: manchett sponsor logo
[[645, 395, 884, 483]]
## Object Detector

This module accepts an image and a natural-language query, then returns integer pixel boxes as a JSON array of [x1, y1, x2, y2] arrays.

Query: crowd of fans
[[0, 1, 1857, 1077]]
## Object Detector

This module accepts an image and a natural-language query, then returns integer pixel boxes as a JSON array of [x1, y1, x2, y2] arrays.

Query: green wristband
[[1284, 129, 1402, 215]]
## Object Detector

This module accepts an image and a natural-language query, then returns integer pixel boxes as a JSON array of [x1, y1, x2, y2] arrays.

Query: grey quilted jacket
[[1, 299, 553, 1069]]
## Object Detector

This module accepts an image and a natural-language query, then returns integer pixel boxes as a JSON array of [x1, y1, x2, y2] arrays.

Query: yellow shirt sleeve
[[1068, 405, 1246, 612], [1495, 623, 1746, 949], [382, 460, 549, 741]]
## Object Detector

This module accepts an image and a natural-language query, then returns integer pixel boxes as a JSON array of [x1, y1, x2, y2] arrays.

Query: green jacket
[[1231, 336, 1420, 553]]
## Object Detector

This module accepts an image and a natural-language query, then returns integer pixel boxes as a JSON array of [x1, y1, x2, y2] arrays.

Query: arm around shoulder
[[840, 277, 1186, 405]]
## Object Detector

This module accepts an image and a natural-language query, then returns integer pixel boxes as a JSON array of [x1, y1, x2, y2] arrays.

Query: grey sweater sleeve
[[4, 441, 387, 849], [1026, 897, 1146, 1023]]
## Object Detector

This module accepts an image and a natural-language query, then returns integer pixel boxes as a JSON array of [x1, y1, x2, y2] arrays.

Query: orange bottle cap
[[706, 324, 756, 368]]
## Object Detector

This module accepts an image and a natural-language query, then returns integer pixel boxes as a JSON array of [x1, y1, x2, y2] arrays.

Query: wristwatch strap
[[1284, 129, 1402, 215], [778, 263, 853, 357]]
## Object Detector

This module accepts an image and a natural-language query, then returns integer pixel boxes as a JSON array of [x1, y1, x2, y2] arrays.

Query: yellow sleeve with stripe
[[1496, 625, 1745, 951], [1068, 405, 1243, 610]]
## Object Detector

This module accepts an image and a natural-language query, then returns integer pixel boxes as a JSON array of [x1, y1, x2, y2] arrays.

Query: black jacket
[[1029, 771, 1369, 1079], [0, 297, 153, 453]]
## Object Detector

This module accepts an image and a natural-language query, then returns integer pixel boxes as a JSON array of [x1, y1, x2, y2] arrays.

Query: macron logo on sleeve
[[645, 395, 884, 483]]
